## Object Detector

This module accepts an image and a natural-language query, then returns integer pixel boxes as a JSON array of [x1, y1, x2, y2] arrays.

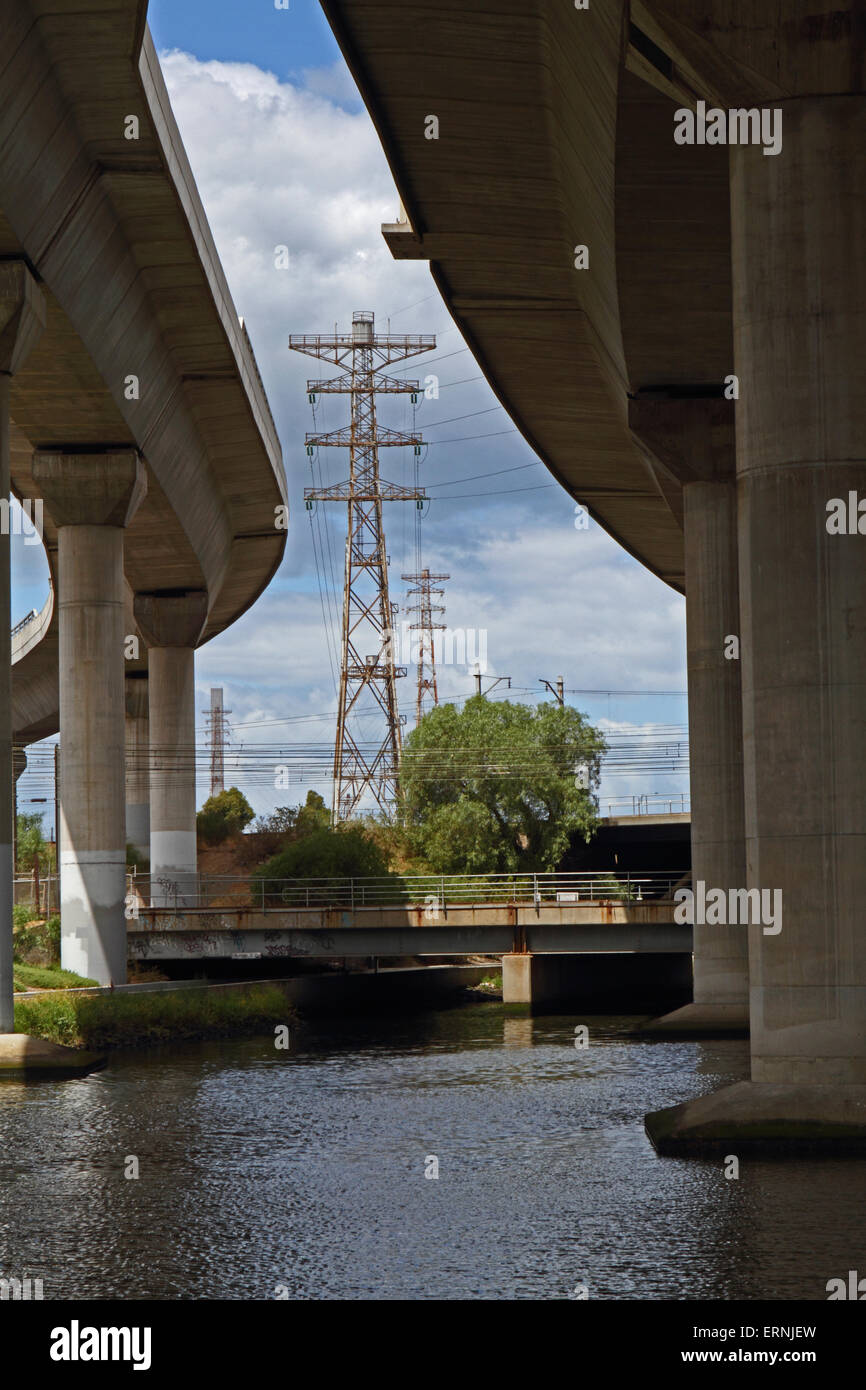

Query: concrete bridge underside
[[322, 0, 866, 1149], [1, 1, 288, 1003]]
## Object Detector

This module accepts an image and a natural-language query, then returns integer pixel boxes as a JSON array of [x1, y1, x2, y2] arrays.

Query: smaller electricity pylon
[[402, 569, 449, 726]]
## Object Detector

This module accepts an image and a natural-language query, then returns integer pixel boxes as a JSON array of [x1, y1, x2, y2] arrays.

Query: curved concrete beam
[[0, 0, 287, 645]]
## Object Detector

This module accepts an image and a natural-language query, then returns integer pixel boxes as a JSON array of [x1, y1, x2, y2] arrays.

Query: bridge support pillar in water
[[32, 450, 147, 987], [502, 953, 691, 1014], [134, 592, 207, 907], [647, 94, 866, 1152]]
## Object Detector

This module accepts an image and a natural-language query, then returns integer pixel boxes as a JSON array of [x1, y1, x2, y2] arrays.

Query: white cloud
[[154, 50, 686, 818]]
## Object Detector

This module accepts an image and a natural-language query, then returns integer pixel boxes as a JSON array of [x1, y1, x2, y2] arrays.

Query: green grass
[[13, 963, 97, 992], [14, 984, 295, 1050]]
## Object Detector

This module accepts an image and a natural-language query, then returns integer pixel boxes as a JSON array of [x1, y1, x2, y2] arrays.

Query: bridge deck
[[128, 900, 691, 961]]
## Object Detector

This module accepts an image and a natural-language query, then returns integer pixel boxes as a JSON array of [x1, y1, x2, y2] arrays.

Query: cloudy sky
[[13, 0, 688, 826]]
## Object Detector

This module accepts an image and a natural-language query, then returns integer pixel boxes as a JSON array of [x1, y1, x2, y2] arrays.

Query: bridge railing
[[603, 795, 690, 816], [129, 869, 691, 913]]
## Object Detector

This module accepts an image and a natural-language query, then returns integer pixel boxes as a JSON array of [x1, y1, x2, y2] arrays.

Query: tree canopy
[[397, 695, 605, 874], [196, 787, 255, 846]]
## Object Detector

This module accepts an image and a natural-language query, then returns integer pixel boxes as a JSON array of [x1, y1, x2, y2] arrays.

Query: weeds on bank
[[14, 984, 294, 1050]]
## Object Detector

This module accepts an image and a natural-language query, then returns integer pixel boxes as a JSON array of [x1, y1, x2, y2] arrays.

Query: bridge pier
[[32, 450, 146, 986], [125, 675, 150, 862], [647, 94, 866, 1151], [0, 263, 45, 1030], [502, 952, 691, 1014], [134, 592, 207, 907], [630, 402, 748, 1037]]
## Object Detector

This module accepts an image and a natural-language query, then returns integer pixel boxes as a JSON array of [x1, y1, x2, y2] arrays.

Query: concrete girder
[[0, 0, 288, 732]]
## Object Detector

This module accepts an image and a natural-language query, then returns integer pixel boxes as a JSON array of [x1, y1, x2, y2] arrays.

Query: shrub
[[251, 825, 399, 903], [196, 787, 255, 846]]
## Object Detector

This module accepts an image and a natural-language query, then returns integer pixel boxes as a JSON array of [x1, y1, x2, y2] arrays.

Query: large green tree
[[196, 787, 255, 846], [398, 696, 605, 874]]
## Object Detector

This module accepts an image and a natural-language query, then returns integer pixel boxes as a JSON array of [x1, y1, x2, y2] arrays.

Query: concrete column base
[[645, 1081, 866, 1154], [0, 1033, 105, 1078], [638, 1001, 750, 1038], [60, 852, 127, 983]]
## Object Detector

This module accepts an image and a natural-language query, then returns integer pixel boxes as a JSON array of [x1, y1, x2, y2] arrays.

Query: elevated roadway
[[0, 1, 288, 992], [320, 0, 866, 1147]]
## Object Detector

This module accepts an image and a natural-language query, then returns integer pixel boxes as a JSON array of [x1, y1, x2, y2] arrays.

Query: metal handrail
[[133, 869, 691, 912], [11, 609, 39, 637]]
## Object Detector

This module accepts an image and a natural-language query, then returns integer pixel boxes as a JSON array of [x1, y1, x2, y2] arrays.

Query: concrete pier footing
[[0, 1033, 105, 1079], [646, 1082, 866, 1155], [32, 451, 146, 986]]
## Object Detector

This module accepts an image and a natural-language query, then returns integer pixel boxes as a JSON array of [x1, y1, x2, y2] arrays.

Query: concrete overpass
[[321, 0, 866, 1149], [0, 2, 288, 1010]]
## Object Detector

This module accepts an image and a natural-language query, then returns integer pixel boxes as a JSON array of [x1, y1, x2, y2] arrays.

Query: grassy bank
[[14, 984, 295, 1050], [13, 963, 97, 992]]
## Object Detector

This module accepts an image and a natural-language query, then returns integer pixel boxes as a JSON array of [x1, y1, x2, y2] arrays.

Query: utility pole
[[474, 669, 512, 699], [204, 688, 231, 798], [540, 676, 565, 706], [291, 311, 436, 821], [403, 568, 449, 725]]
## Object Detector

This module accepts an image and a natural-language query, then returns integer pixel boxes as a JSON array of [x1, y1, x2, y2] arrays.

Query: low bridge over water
[[126, 872, 693, 1008]]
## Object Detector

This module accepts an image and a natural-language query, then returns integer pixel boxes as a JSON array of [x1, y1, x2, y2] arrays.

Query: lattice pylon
[[290, 311, 436, 821], [402, 569, 449, 726]]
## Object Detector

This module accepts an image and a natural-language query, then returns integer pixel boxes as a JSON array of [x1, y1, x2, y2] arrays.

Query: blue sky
[[149, 1, 340, 82], [13, 1, 688, 827]]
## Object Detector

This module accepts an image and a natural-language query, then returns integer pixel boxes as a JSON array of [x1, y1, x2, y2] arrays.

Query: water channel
[[1, 1001, 862, 1300]]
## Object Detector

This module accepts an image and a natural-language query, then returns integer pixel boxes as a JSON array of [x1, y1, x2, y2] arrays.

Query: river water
[[0, 1001, 862, 1300]]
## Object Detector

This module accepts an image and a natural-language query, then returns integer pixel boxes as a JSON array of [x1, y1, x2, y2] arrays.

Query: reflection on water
[[0, 1003, 862, 1300]]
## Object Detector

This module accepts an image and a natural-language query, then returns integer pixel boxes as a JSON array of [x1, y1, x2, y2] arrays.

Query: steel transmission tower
[[402, 569, 449, 726], [290, 311, 436, 821]]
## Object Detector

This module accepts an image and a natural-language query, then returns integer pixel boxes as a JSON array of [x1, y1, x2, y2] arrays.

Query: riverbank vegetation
[[14, 983, 294, 1050]]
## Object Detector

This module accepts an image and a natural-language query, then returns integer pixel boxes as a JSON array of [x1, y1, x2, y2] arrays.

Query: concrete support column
[[0, 265, 45, 1030], [629, 400, 747, 1036], [734, 98, 866, 1088], [125, 676, 150, 861], [684, 478, 746, 1017], [647, 96, 866, 1150], [646, 478, 748, 1035], [134, 592, 207, 906], [32, 452, 146, 985]]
